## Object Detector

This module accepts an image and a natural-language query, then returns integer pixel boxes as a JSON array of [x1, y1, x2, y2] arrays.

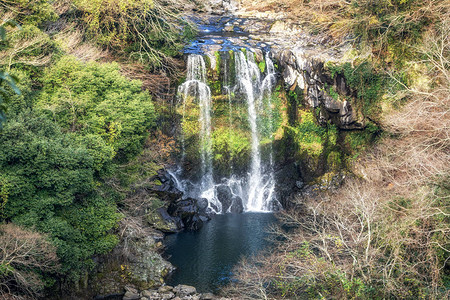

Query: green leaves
[[0, 112, 119, 279], [0, 20, 22, 128], [38, 56, 157, 160], [0, 20, 21, 41], [0, 71, 21, 128]]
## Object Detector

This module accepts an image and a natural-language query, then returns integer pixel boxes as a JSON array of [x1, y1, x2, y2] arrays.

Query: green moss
[[325, 84, 340, 100], [212, 127, 250, 173], [327, 151, 342, 170], [327, 124, 339, 146], [214, 51, 221, 73], [147, 210, 177, 233], [258, 61, 266, 73], [327, 61, 385, 121], [344, 122, 380, 159], [211, 79, 222, 95], [292, 110, 326, 157]]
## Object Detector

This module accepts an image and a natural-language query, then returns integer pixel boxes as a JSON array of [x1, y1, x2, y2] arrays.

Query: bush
[[0, 112, 120, 281], [37, 55, 157, 160], [0, 223, 59, 298], [0, 0, 57, 27]]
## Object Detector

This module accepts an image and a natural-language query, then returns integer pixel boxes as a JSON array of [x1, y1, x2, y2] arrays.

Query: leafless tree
[[0, 223, 60, 299]]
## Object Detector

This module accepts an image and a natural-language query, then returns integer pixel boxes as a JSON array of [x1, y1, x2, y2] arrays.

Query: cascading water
[[177, 55, 222, 213], [175, 51, 279, 213], [234, 52, 268, 211]]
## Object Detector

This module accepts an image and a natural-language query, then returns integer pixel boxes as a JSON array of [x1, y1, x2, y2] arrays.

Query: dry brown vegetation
[[73, 0, 196, 73], [0, 224, 59, 299], [225, 9, 449, 300], [240, 0, 449, 50]]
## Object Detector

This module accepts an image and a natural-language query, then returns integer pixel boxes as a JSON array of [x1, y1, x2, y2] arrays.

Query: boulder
[[156, 182, 183, 201], [322, 93, 342, 113], [216, 185, 232, 211], [160, 291, 175, 299], [123, 291, 140, 300], [168, 198, 209, 231], [147, 208, 179, 233], [141, 290, 158, 298], [228, 196, 243, 213], [200, 293, 215, 300], [158, 285, 174, 293], [196, 198, 209, 211], [125, 286, 139, 294], [173, 284, 196, 297]]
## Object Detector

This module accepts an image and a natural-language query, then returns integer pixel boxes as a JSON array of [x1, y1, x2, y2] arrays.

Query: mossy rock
[[147, 210, 178, 233]]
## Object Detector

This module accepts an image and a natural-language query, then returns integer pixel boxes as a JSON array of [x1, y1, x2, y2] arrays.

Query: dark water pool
[[164, 213, 276, 293]]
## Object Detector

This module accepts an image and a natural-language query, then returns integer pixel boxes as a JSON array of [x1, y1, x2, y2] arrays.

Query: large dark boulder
[[168, 197, 210, 231], [228, 196, 244, 213]]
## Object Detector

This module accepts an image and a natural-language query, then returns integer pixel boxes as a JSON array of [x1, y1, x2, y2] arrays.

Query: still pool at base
[[164, 212, 277, 293]]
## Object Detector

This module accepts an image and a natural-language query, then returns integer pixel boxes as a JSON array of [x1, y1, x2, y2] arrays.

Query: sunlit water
[[164, 213, 277, 293], [175, 51, 280, 213]]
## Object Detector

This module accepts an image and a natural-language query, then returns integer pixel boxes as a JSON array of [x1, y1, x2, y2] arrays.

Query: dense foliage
[[0, 112, 120, 280], [37, 56, 157, 161], [1, 0, 448, 299]]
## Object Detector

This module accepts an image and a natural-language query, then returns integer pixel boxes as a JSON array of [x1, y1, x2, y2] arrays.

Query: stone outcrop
[[119, 284, 229, 300], [90, 225, 174, 297], [186, 2, 366, 131], [273, 49, 365, 130]]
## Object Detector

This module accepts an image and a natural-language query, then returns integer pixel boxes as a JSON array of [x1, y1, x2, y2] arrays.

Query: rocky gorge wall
[[83, 2, 383, 298]]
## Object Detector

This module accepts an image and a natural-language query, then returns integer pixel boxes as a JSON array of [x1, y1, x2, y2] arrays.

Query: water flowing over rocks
[[94, 2, 378, 297], [169, 1, 369, 214], [150, 170, 211, 232], [173, 51, 281, 213]]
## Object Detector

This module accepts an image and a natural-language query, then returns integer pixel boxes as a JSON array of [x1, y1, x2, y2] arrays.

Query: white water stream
[[176, 51, 279, 213]]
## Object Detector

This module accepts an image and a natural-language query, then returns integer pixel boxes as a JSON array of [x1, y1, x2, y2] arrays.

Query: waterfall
[[234, 51, 276, 212], [177, 55, 222, 213], [175, 51, 279, 214]]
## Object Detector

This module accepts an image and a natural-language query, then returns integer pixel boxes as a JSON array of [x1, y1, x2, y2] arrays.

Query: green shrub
[[37, 56, 157, 161], [0, 0, 57, 27], [0, 112, 120, 280]]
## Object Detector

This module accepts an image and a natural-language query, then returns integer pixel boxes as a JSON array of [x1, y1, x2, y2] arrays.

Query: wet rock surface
[[216, 185, 243, 213], [149, 170, 211, 232]]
